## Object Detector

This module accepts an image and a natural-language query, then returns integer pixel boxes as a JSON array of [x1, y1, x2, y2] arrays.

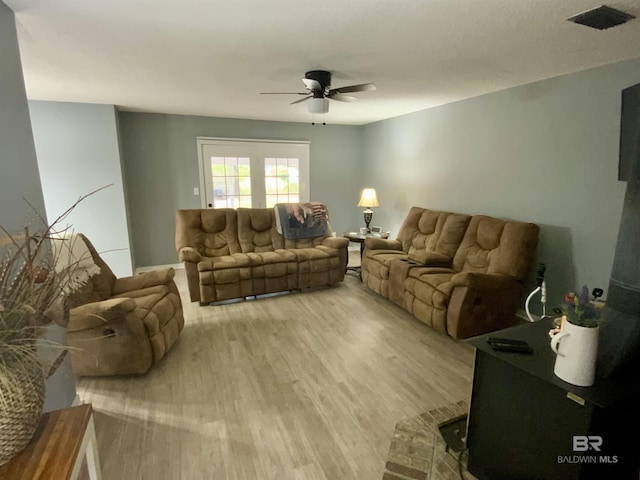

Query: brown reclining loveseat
[[361, 207, 539, 338]]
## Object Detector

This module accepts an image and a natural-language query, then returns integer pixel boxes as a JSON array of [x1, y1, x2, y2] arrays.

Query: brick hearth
[[383, 400, 477, 480]]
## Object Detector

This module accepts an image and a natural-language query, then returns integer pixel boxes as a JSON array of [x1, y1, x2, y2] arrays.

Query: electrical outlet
[[193, 187, 199, 196]]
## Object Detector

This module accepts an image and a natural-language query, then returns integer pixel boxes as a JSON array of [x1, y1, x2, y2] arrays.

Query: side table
[[466, 318, 640, 479], [343, 231, 389, 279], [0, 403, 102, 480]]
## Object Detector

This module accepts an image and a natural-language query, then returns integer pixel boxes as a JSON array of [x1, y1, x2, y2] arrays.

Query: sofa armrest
[[321, 237, 349, 249], [178, 246, 202, 263], [449, 271, 519, 290], [446, 272, 524, 339], [67, 298, 136, 332], [112, 268, 175, 295], [408, 251, 451, 267], [364, 237, 402, 251]]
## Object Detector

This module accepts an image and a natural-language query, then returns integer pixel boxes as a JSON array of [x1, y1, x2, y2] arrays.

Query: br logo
[[573, 436, 603, 452]]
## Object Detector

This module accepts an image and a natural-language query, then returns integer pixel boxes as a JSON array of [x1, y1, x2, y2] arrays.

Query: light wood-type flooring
[[77, 256, 475, 480]]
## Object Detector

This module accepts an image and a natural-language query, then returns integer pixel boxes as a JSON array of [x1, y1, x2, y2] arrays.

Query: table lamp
[[357, 188, 379, 233]]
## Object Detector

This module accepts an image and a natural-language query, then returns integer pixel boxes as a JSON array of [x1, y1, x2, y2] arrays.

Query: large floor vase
[[0, 361, 45, 466]]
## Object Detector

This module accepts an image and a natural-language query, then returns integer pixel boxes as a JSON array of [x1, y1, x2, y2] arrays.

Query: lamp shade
[[357, 188, 379, 208]]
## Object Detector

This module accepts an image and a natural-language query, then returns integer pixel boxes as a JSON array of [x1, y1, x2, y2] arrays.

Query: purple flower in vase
[[561, 285, 602, 328]]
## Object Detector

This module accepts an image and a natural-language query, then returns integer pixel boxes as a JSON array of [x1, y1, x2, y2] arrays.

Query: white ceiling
[[5, 0, 640, 125]]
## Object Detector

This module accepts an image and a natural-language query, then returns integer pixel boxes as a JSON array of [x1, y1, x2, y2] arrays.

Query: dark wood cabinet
[[466, 318, 640, 480]]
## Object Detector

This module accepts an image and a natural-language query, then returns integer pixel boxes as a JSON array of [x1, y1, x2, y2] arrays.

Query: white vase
[[550, 320, 599, 387]]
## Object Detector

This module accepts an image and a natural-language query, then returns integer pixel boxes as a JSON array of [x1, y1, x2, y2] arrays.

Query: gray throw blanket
[[275, 202, 331, 239]]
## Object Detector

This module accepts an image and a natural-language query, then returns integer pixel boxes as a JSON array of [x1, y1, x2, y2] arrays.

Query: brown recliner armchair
[[65, 234, 184, 376]]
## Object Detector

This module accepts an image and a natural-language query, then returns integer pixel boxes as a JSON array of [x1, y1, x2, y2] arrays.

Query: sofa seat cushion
[[403, 267, 457, 334], [405, 268, 457, 309], [290, 246, 334, 262], [197, 253, 252, 271], [197, 254, 253, 287], [363, 250, 408, 279], [294, 248, 340, 275], [246, 250, 298, 279], [246, 250, 297, 265]]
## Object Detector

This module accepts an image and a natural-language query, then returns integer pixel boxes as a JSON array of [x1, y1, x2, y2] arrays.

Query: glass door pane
[[202, 144, 254, 208], [264, 157, 300, 207]]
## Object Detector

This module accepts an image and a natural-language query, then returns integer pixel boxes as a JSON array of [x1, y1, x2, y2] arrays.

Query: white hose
[[525, 286, 541, 322]]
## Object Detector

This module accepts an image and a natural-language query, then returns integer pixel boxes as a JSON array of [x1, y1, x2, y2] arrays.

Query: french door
[[197, 138, 310, 209]]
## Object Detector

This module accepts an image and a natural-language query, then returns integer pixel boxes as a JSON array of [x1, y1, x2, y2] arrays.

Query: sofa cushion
[[197, 253, 252, 271], [237, 208, 285, 252], [246, 250, 297, 265], [197, 254, 253, 286], [292, 247, 331, 262], [175, 209, 241, 257], [406, 268, 457, 310], [364, 250, 407, 279], [403, 267, 457, 334], [397, 207, 471, 261], [452, 215, 539, 280], [284, 236, 327, 249]]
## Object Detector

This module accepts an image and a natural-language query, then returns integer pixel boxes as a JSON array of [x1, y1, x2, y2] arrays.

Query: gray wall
[[363, 58, 640, 308], [29, 101, 133, 277], [0, 2, 76, 412], [119, 113, 363, 267], [0, 2, 45, 231]]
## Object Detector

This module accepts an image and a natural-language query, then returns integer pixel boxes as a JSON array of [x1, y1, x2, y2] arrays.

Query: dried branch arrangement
[[0, 187, 108, 408]]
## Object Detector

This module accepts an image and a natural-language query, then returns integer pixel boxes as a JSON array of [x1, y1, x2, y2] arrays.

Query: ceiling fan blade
[[260, 92, 309, 95], [302, 78, 322, 91], [329, 93, 358, 103], [290, 96, 312, 105], [329, 83, 376, 95]]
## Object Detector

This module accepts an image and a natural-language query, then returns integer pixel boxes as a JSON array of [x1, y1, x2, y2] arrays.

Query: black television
[[597, 81, 640, 378]]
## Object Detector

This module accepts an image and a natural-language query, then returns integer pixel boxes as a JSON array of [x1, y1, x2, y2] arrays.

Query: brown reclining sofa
[[176, 208, 349, 304], [361, 207, 539, 338]]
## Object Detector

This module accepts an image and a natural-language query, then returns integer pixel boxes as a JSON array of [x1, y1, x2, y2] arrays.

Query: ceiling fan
[[261, 70, 376, 114]]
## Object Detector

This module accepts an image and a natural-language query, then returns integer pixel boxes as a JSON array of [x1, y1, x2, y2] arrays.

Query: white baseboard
[[135, 263, 183, 274]]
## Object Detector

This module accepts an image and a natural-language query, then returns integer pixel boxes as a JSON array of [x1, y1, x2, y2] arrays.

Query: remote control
[[488, 341, 533, 354]]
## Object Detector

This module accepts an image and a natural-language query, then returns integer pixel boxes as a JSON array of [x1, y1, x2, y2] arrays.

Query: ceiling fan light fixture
[[308, 97, 329, 114]]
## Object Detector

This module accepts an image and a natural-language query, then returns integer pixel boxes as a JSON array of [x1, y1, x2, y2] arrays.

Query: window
[[197, 138, 309, 209], [210, 156, 252, 208], [264, 157, 300, 207]]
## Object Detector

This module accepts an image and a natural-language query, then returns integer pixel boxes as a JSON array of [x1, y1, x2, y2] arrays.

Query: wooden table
[[343, 231, 389, 259], [0, 404, 102, 480], [343, 231, 390, 279]]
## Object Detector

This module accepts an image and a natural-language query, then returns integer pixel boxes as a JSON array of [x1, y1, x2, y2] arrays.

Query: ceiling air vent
[[567, 5, 635, 30]]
